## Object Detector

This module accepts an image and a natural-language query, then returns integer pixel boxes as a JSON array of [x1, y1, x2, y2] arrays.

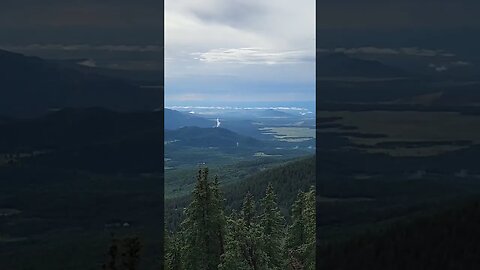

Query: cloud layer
[[194, 48, 314, 65], [165, 0, 315, 104], [318, 47, 456, 57], [1, 44, 163, 52]]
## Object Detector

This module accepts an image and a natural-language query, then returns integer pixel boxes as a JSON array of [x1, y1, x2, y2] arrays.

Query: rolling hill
[[319, 199, 480, 270], [164, 109, 214, 130], [165, 126, 262, 148], [317, 53, 409, 78], [0, 107, 162, 152]]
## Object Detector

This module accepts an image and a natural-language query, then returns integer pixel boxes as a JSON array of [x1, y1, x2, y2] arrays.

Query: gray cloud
[[193, 48, 314, 65], [188, 1, 265, 28], [429, 63, 448, 72], [77, 59, 96, 67], [334, 47, 399, 55], [1, 44, 163, 53], [428, 61, 473, 72], [323, 47, 456, 57], [451, 61, 472, 66]]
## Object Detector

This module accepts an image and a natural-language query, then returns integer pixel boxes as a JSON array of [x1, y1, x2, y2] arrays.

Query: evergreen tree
[[288, 191, 306, 248], [219, 211, 251, 270], [164, 166, 316, 270], [286, 187, 316, 270], [180, 168, 225, 270], [302, 186, 316, 270], [241, 192, 256, 227], [103, 235, 142, 270], [240, 192, 268, 270], [103, 235, 119, 270], [165, 231, 183, 270], [220, 193, 270, 270], [164, 227, 170, 269], [259, 183, 286, 270], [121, 236, 142, 270], [211, 175, 227, 255]]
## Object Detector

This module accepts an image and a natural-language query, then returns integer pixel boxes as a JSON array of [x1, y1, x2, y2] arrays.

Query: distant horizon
[[165, 101, 316, 112]]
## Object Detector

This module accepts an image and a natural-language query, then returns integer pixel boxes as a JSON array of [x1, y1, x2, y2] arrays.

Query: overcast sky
[[165, 0, 316, 106]]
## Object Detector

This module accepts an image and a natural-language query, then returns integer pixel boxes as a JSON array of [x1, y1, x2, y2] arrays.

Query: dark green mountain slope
[[0, 107, 162, 152], [317, 53, 409, 78], [319, 199, 480, 270], [164, 109, 213, 130], [0, 49, 161, 117], [165, 126, 262, 148], [165, 156, 315, 229]]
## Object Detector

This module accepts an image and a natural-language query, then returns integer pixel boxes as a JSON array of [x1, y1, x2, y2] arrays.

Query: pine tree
[[288, 191, 306, 248], [103, 234, 119, 270], [286, 187, 316, 270], [220, 193, 270, 270], [211, 175, 226, 256], [164, 227, 170, 269], [103, 235, 142, 270], [259, 183, 286, 270], [219, 211, 251, 270], [240, 192, 268, 270], [165, 166, 316, 270], [121, 236, 142, 270], [165, 231, 183, 270], [241, 192, 256, 228], [180, 168, 225, 270], [302, 186, 316, 270], [286, 190, 305, 270]]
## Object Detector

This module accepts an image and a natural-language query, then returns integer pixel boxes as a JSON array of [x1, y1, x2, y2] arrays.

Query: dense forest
[[164, 168, 315, 270], [165, 157, 316, 230], [318, 199, 480, 269]]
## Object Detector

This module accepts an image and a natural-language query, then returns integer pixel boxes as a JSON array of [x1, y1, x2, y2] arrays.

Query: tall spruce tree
[[103, 235, 142, 270], [211, 176, 226, 256], [103, 235, 119, 270], [288, 191, 305, 247], [165, 231, 183, 270], [259, 183, 286, 270], [220, 193, 270, 270], [241, 192, 256, 228], [219, 211, 251, 270], [302, 186, 316, 270], [286, 187, 316, 270], [240, 192, 268, 270], [180, 168, 225, 270], [121, 236, 142, 270]]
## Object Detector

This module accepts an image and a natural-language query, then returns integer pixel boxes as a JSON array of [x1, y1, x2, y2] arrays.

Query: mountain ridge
[[0, 49, 161, 117], [317, 53, 410, 78], [165, 126, 262, 148]]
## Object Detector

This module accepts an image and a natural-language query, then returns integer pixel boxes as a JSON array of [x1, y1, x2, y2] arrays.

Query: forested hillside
[[164, 168, 316, 270], [165, 156, 315, 230], [318, 199, 480, 269], [0, 50, 161, 117]]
